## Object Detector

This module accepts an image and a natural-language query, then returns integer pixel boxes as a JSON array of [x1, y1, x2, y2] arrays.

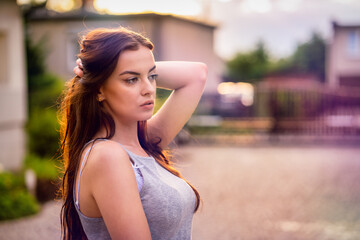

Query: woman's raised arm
[[148, 61, 207, 148]]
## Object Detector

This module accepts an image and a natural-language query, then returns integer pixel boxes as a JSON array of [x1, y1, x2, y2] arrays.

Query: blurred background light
[[94, 0, 202, 15], [217, 82, 254, 106]]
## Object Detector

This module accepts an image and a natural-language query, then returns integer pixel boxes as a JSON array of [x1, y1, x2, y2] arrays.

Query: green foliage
[[156, 88, 172, 99], [266, 32, 326, 81], [225, 32, 326, 83], [26, 32, 64, 111], [25, 37, 64, 158], [24, 154, 62, 202], [22, 26, 63, 205], [0, 172, 24, 191], [0, 172, 39, 221], [154, 88, 172, 113], [27, 108, 60, 158], [189, 126, 251, 135], [28, 73, 64, 111], [26, 37, 47, 92], [267, 57, 294, 75], [291, 32, 326, 81], [24, 154, 61, 180], [226, 41, 270, 83]]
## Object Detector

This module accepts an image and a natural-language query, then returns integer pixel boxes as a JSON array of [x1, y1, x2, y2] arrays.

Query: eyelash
[[125, 74, 158, 84], [125, 77, 138, 84], [149, 74, 158, 81]]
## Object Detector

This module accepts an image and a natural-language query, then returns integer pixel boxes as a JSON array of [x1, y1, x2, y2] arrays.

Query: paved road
[[0, 200, 61, 240], [179, 145, 360, 240], [1, 144, 359, 240]]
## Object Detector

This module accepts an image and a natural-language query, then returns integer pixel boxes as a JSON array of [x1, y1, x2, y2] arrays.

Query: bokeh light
[[94, 0, 202, 16]]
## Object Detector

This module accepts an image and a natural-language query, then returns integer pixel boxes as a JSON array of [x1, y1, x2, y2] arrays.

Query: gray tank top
[[74, 139, 196, 240]]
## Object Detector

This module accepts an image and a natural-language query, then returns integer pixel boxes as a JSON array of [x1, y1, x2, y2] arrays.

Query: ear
[[97, 87, 105, 102]]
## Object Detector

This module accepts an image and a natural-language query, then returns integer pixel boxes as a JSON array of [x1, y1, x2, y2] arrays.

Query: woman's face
[[99, 45, 157, 124]]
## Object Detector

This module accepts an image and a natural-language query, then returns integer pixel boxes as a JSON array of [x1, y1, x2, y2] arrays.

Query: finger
[[76, 58, 83, 69], [73, 66, 84, 78]]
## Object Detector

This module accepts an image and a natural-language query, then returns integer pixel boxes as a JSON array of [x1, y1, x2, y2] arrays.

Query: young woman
[[59, 27, 207, 239]]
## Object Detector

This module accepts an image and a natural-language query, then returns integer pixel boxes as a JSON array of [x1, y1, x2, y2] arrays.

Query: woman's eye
[[148, 74, 158, 81], [126, 77, 138, 84]]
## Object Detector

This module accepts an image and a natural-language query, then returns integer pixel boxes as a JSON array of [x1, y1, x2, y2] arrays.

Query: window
[[347, 30, 360, 58], [0, 32, 8, 84]]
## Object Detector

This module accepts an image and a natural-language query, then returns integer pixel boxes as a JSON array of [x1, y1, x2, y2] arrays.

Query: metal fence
[[254, 86, 360, 135]]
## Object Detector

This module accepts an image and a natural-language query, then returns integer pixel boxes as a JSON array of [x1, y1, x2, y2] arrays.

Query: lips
[[140, 100, 154, 107]]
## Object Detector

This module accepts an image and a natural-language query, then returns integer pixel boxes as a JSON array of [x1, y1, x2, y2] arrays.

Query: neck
[[96, 119, 142, 148], [113, 122, 141, 148]]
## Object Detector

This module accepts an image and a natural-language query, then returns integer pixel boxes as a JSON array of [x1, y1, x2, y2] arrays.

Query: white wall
[[327, 25, 360, 87], [160, 18, 223, 95], [0, 0, 27, 171], [28, 18, 154, 80]]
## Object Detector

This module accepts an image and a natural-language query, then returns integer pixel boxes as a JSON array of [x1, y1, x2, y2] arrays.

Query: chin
[[138, 113, 153, 121]]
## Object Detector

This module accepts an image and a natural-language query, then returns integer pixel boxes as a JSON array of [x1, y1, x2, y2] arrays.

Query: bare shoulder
[[81, 140, 150, 239], [83, 140, 132, 178], [88, 140, 128, 160]]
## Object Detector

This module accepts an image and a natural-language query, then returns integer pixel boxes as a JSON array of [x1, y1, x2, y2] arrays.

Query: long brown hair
[[58, 27, 200, 240]]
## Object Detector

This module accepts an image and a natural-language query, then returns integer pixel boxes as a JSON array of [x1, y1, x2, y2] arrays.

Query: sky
[[209, 0, 360, 59], [18, 0, 360, 60]]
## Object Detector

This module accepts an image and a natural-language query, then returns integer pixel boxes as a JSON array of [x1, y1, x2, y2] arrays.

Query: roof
[[25, 7, 217, 29], [332, 21, 360, 30]]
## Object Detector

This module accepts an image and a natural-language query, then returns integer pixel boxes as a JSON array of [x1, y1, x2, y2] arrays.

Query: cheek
[[105, 84, 127, 100], [111, 90, 138, 110]]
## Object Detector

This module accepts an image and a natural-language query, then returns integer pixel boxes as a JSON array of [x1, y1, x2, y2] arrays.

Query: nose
[[141, 77, 156, 96]]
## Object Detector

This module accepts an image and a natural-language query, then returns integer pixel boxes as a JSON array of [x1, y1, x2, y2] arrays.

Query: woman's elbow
[[196, 62, 208, 85]]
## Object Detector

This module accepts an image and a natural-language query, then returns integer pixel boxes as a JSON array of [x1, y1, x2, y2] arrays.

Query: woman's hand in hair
[[73, 58, 84, 78]]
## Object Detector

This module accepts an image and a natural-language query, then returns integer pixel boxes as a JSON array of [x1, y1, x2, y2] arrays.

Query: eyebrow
[[119, 65, 156, 76]]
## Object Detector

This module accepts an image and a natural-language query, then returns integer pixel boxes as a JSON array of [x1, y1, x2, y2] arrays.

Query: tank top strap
[[75, 139, 108, 206], [114, 142, 146, 169]]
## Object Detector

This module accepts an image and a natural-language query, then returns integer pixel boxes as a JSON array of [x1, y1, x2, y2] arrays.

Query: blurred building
[[0, 0, 27, 170], [25, 3, 223, 101], [327, 21, 360, 88]]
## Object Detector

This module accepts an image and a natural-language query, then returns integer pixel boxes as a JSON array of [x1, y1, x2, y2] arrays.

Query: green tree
[[25, 32, 63, 158], [292, 32, 326, 81], [26, 37, 46, 93], [225, 32, 326, 83], [268, 32, 326, 81], [226, 41, 270, 83]]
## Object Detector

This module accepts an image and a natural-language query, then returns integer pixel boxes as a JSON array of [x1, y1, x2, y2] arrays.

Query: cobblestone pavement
[[1, 144, 359, 240]]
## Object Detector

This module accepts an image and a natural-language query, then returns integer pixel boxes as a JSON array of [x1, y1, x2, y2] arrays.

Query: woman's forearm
[[155, 61, 208, 90], [148, 61, 207, 147]]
